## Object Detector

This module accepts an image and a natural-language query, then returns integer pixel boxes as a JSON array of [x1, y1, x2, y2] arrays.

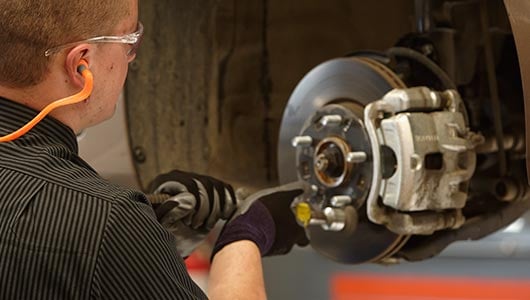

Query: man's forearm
[[208, 241, 266, 300]]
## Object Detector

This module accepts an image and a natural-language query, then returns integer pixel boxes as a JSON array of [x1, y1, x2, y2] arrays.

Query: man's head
[[0, 0, 139, 132], [0, 0, 132, 87]]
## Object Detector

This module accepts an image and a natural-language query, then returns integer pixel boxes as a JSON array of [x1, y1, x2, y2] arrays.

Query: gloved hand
[[147, 170, 239, 257], [212, 181, 310, 258]]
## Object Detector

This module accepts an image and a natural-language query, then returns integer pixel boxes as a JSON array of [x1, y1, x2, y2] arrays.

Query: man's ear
[[65, 45, 91, 88]]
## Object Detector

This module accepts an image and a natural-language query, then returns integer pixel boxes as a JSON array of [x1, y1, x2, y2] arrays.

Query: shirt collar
[[0, 97, 78, 153]]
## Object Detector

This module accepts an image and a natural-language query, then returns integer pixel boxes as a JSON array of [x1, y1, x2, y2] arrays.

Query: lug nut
[[346, 151, 367, 163], [330, 195, 352, 207], [319, 115, 343, 127], [291, 136, 313, 147], [321, 207, 346, 231]]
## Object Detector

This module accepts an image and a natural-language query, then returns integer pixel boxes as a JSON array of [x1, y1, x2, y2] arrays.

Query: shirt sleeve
[[90, 191, 208, 300]]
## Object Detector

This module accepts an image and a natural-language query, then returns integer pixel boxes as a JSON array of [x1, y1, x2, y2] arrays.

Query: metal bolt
[[294, 202, 334, 228], [291, 136, 313, 148], [133, 146, 146, 163], [346, 151, 367, 163], [309, 218, 327, 226], [321, 207, 346, 231], [319, 115, 343, 127], [330, 195, 352, 207], [495, 178, 519, 202], [310, 185, 319, 195]]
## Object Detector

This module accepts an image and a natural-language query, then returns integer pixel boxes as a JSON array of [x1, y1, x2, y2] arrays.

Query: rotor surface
[[278, 56, 409, 263]]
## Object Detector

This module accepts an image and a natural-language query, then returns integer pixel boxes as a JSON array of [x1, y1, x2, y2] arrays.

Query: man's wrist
[[212, 201, 275, 259]]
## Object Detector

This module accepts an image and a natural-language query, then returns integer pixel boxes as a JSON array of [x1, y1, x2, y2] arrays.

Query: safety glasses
[[44, 22, 144, 58]]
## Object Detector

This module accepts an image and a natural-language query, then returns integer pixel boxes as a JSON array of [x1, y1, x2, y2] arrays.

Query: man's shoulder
[[43, 166, 150, 213], [0, 141, 148, 206], [0, 153, 153, 255]]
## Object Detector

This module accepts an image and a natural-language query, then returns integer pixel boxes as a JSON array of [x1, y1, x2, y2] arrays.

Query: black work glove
[[147, 170, 239, 257], [212, 181, 310, 258]]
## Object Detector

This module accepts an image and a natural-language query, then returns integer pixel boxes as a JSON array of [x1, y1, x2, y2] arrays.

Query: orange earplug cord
[[0, 59, 93, 143]]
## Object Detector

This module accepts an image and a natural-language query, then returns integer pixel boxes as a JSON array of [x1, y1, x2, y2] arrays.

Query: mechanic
[[0, 0, 308, 299]]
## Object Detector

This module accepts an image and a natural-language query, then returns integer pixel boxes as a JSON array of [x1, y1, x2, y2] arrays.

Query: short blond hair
[[0, 0, 129, 87]]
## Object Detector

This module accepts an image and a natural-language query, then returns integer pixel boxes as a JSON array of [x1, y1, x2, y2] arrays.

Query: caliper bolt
[[291, 135, 313, 148], [319, 115, 343, 127], [346, 151, 367, 164], [330, 195, 352, 207]]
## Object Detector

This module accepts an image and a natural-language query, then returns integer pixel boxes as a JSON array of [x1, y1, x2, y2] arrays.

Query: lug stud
[[319, 115, 343, 127], [291, 136, 313, 148], [330, 195, 352, 207], [321, 207, 346, 231], [346, 151, 367, 163]]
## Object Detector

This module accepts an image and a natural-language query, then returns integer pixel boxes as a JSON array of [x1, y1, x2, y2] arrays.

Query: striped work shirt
[[0, 97, 207, 299]]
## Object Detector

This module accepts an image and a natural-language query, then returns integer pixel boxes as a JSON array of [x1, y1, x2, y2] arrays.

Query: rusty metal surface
[[125, 0, 414, 190], [505, 0, 530, 185]]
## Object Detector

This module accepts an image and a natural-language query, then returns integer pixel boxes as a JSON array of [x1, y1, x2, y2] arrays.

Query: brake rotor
[[278, 56, 410, 264]]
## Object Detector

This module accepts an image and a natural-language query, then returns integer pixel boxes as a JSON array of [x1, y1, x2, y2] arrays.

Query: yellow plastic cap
[[295, 202, 312, 227]]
